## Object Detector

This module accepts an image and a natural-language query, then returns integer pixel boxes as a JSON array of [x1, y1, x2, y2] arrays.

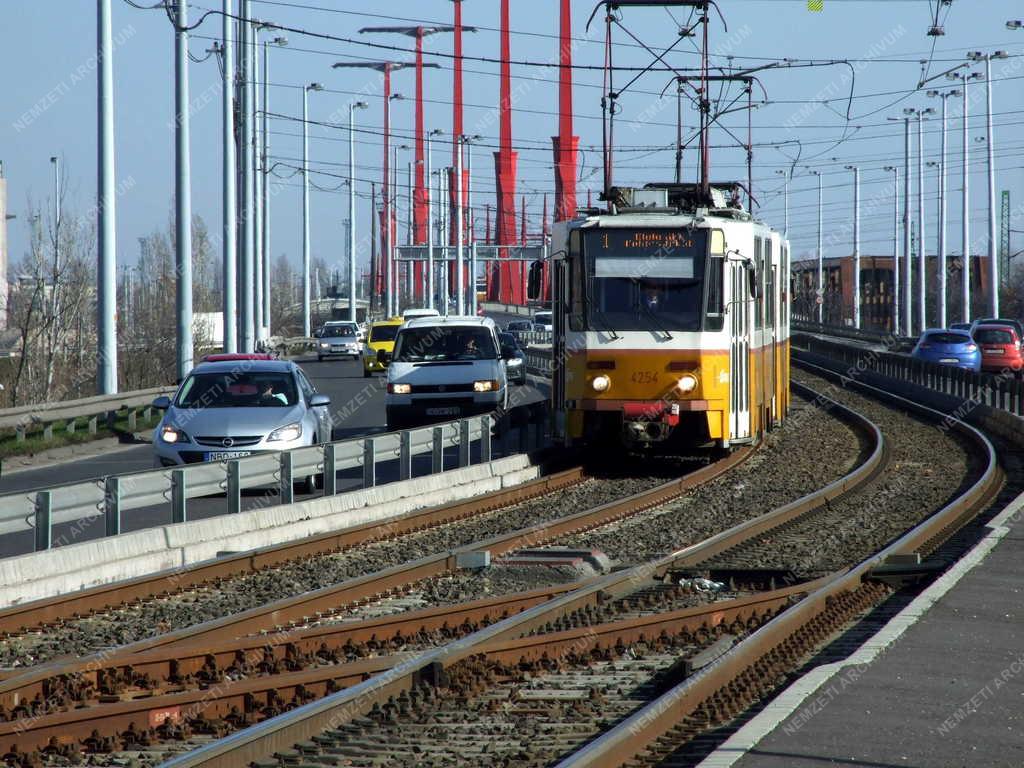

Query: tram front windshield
[[582, 228, 708, 332]]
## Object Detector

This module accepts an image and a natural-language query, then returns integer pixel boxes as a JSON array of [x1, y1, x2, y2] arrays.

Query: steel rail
[[155, 383, 886, 768], [549, 355, 1002, 768], [0, 464, 583, 638], [0, 582, 825, 755], [0, 447, 749, 715]]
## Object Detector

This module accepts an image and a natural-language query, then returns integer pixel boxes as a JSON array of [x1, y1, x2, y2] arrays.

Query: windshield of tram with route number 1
[[575, 228, 711, 332]]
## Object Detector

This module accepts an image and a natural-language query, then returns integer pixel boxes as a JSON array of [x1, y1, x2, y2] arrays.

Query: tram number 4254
[[630, 371, 659, 384]]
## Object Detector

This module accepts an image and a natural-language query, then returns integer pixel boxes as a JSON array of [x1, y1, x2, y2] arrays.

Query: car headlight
[[506, 357, 523, 366], [473, 379, 499, 392], [677, 373, 699, 394], [591, 374, 611, 392], [319, 342, 329, 348], [160, 425, 189, 444], [267, 422, 303, 442], [388, 383, 412, 394]]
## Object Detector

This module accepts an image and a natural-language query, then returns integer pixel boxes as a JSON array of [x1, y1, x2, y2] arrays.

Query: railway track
[[0, 385, 869, 764], [0, 382, 880, 767], [127, 371, 1004, 768]]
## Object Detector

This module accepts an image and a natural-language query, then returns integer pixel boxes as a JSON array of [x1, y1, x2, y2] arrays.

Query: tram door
[[552, 259, 568, 442], [729, 262, 752, 443]]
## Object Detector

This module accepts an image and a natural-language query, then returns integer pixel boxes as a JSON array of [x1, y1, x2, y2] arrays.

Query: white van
[[385, 316, 512, 431], [402, 307, 441, 323]]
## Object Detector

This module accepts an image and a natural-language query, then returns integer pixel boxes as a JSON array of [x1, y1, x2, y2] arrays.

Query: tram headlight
[[677, 373, 698, 394], [591, 374, 611, 393]]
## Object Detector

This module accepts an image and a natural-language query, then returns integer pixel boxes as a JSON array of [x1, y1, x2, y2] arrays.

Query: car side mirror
[[152, 395, 171, 410], [527, 260, 544, 301], [310, 393, 331, 408], [376, 349, 390, 364], [501, 346, 517, 360]]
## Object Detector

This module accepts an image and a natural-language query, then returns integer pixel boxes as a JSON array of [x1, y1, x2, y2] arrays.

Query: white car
[[533, 311, 553, 332], [402, 307, 441, 323], [384, 316, 512, 431], [316, 321, 361, 361]]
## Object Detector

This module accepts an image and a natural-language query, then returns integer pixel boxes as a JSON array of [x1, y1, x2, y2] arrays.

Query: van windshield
[[393, 327, 498, 362], [369, 324, 399, 343]]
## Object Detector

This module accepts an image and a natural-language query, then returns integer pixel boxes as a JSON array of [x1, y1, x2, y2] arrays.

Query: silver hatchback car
[[152, 357, 333, 471], [316, 321, 362, 361]]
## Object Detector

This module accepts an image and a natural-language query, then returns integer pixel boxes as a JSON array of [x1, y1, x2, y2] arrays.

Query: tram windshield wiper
[[634, 286, 674, 340]]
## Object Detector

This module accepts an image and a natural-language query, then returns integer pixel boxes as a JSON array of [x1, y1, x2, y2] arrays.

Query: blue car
[[911, 329, 981, 371]]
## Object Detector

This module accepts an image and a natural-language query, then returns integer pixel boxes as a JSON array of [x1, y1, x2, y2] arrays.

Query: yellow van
[[362, 317, 404, 378]]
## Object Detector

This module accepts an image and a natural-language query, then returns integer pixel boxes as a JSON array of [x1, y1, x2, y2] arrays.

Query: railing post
[[104, 476, 121, 537], [43, 424, 53, 442], [15, 426, 25, 443], [432, 427, 444, 474], [34, 491, 52, 552], [323, 443, 337, 495], [88, 416, 98, 435], [399, 430, 412, 480], [459, 419, 471, 467], [363, 437, 376, 488], [279, 452, 294, 505], [128, 409, 137, 431], [171, 469, 187, 523], [144, 406, 152, 422], [66, 418, 76, 436], [480, 416, 492, 463], [227, 460, 242, 514]]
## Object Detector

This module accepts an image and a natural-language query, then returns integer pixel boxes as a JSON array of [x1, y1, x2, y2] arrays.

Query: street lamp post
[[219, 3, 237, 353], [775, 169, 788, 237], [455, 135, 465, 315], [904, 107, 934, 333], [174, 0, 193, 379], [261, 34, 287, 338], [301, 82, 323, 338], [968, 50, 1008, 317], [883, 166, 900, 335], [348, 101, 368, 322], [425, 129, 442, 310], [926, 88, 961, 329], [464, 134, 482, 314], [809, 168, 823, 323], [844, 165, 860, 328], [946, 69, 982, 323]]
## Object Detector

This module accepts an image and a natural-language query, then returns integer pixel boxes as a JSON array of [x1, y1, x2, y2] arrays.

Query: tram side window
[[706, 255, 725, 331], [754, 237, 763, 329], [765, 240, 775, 330]]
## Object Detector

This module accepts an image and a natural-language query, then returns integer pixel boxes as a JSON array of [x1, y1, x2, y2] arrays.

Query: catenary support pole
[[221, 0, 237, 352], [97, 0, 118, 393], [174, 0, 193, 379]]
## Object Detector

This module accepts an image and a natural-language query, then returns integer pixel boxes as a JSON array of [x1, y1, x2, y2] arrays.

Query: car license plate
[[426, 407, 460, 416], [939, 358, 958, 364], [204, 450, 252, 461], [986, 348, 1005, 355]]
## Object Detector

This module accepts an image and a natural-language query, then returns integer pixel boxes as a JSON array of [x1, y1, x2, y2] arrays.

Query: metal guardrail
[[792, 319, 916, 350], [2, 408, 548, 554], [0, 385, 175, 438], [794, 332, 1024, 417]]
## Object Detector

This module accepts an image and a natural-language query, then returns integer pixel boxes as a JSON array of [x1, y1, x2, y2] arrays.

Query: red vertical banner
[[551, 0, 578, 224], [412, 32, 427, 299], [493, 0, 520, 304]]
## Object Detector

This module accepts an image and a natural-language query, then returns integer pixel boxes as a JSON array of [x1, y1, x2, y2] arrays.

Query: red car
[[974, 324, 1024, 373]]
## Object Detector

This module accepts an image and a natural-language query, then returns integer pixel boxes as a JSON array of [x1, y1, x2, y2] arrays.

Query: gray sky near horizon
[[2, 0, 1022, 281]]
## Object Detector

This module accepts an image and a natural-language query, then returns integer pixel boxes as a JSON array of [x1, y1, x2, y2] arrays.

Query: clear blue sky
[[2, 0, 1022, 278]]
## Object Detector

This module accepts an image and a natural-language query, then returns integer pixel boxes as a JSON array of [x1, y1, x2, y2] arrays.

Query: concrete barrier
[[0, 453, 538, 609]]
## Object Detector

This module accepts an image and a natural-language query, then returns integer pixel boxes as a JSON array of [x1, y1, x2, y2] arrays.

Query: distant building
[[791, 253, 993, 331]]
